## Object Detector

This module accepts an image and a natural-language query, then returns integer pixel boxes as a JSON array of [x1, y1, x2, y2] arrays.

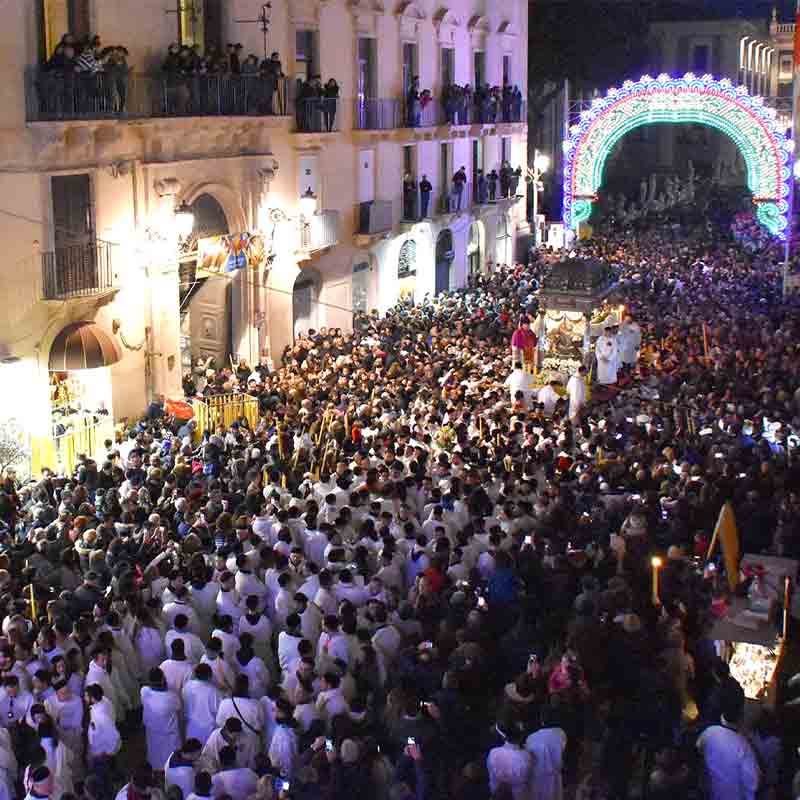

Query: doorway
[[293, 270, 320, 339], [467, 221, 483, 278], [435, 229, 454, 296]]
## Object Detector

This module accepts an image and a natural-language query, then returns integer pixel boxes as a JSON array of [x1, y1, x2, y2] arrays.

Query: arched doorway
[[562, 72, 792, 237], [397, 239, 417, 303], [183, 193, 231, 371], [495, 214, 512, 266], [293, 268, 320, 339], [467, 221, 483, 277], [435, 230, 454, 295]]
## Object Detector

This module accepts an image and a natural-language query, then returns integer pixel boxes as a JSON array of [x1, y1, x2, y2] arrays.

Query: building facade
[[0, 0, 528, 470]]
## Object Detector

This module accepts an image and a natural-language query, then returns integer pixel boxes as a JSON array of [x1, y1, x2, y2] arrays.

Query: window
[[503, 54, 511, 86], [474, 51, 485, 87], [692, 45, 709, 72], [398, 240, 417, 278], [780, 53, 793, 80], [440, 142, 452, 194], [37, 0, 90, 60], [441, 48, 455, 87], [295, 30, 318, 81], [52, 174, 93, 249], [298, 155, 319, 202], [471, 139, 483, 201], [403, 145, 416, 177], [176, 0, 222, 52], [357, 38, 376, 100], [403, 43, 418, 96], [501, 136, 511, 165]]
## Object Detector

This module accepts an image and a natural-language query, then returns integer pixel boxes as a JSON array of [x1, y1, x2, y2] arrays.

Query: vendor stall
[[709, 554, 796, 704]]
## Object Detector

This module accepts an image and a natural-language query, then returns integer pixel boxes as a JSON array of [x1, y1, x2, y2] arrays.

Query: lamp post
[[528, 149, 550, 248]]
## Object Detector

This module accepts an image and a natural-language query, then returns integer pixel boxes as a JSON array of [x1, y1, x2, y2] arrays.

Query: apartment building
[[0, 0, 527, 465]]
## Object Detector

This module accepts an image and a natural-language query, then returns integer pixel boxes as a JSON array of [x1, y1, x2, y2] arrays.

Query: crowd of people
[[405, 80, 525, 129], [2, 218, 800, 800], [294, 78, 340, 134]]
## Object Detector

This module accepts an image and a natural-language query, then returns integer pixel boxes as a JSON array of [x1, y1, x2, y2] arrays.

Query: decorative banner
[[562, 73, 793, 238], [197, 233, 267, 275]]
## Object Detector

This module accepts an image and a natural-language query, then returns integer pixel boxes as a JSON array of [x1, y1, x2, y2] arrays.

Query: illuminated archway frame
[[562, 73, 794, 238]]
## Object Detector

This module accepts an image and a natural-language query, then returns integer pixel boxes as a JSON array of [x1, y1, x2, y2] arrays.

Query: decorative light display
[[562, 73, 793, 238]]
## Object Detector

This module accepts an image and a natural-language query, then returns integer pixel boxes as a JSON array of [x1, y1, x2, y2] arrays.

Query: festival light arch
[[562, 73, 794, 238]]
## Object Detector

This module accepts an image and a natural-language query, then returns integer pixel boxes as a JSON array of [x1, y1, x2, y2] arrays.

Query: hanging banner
[[197, 233, 267, 275]]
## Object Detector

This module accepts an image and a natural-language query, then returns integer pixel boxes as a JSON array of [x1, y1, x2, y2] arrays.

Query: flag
[[708, 502, 740, 592]]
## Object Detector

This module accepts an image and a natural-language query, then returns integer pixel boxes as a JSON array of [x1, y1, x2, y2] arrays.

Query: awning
[[49, 321, 123, 371]]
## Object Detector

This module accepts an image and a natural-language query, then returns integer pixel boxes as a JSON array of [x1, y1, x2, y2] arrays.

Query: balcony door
[[51, 173, 96, 296], [402, 42, 418, 97], [177, 0, 222, 52], [37, 0, 90, 60]]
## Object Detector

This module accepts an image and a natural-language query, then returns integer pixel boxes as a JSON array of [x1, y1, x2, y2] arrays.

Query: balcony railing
[[354, 98, 401, 130], [294, 97, 339, 132], [301, 211, 340, 252], [25, 69, 290, 122], [439, 181, 472, 214], [358, 200, 393, 235], [42, 240, 116, 300]]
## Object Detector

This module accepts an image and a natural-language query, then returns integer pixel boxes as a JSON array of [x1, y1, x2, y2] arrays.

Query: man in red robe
[[511, 315, 538, 368]]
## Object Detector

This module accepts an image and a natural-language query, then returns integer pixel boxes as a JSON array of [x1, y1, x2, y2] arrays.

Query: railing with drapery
[[191, 393, 260, 442], [301, 211, 340, 252], [30, 417, 116, 477], [25, 69, 290, 122], [41, 240, 116, 300]]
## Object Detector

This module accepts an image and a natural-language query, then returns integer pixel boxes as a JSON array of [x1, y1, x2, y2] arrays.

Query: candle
[[651, 556, 663, 606], [29, 584, 37, 623]]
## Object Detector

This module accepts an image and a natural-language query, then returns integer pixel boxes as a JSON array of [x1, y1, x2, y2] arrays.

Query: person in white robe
[[566, 366, 588, 421], [211, 746, 258, 800], [136, 613, 167, 675], [141, 669, 183, 771], [537, 381, 561, 417], [85, 684, 121, 770], [696, 714, 760, 800], [235, 645, 271, 701], [201, 718, 246, 772], [160, 640, 195, 695], [215, 677, 264, 769], [525, 722, 567, 800], [487, 726, 534, 800], [595, 327, 618, 385], [267, 718, 298, 781], [182, 665, 223, 744], [165, 739, 202, 798], [201, 639, 236, 694], [45, 680, 84, 771], [618, 316, 642, 371], [0, 728, 17, 800], [86, 649, 120, 721], [38, 721, 74, 799], [506, 366, 534, 407]]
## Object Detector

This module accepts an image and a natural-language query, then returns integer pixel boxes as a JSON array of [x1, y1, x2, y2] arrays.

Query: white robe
[[216, 697, 264, 768], [525, 727, 567, 800], [267, 724, 298, 779], [141, 686, 183, 770], [506, 369, 534, 405], [566, 374, 586, 420], [41, 737, 74, 799], [45, 694, 85, 766], [211, 767, 258, 800], [697, 725, 760, 800], [595, 335, 618, 385], [0, 730, 17, 800], [182, 679, 223, 744], [137, 626, 167, 674], [165, 752, 196, 799], [619, 322, 641, 365], [537, 385, 560, 417], [487, 742, 534, 800], [86, 661, 120, 721]]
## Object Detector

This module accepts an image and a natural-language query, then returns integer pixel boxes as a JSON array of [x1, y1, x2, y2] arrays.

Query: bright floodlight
[[300, 187, 318, 218], [174, 202, 195, 239], [534, 153, 551, 173]]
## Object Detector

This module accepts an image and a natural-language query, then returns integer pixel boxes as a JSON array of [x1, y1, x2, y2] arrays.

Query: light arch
[[562, 73, 793, 237]]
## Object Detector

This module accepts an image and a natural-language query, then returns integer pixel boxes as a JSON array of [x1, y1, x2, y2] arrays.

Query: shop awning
[[49, 321, 123, 371]]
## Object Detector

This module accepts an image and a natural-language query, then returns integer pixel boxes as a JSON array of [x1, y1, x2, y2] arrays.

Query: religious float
[[533, 257, 619, 384]]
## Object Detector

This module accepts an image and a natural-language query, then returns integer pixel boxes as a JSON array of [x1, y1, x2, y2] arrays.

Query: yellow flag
[[709, 502, 740, 592]]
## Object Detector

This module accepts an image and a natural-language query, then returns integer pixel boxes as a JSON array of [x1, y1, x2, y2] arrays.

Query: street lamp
[[299, 187, 318, 219], [529, 149, 550, 248]]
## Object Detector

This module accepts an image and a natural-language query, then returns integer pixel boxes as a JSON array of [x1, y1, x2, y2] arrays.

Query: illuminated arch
[[562, 73, 793, 238]]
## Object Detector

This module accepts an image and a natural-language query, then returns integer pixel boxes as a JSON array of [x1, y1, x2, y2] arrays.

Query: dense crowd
[[406, 81, 524, 128], [2, 220, 800, 800]]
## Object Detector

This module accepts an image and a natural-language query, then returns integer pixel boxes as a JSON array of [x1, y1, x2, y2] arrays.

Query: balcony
[[353, 99, 401, 131], [301, 211, 340, 253], [25, 69, 290, 122], [42, 240, 117, 301], [294, 97, 340, 133], [438, 181, 473, 215], [358, 200, 393, 235]]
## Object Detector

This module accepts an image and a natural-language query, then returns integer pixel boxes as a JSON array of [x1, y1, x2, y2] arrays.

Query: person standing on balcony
[[488, 169, 499, 202], [419, 175, 432, 219], [323, 79, 339, 132], [513, 86, 523, 122], [500, 162, 512, 199], [511, 167, 522, 198], [477, 170, 488, 205], [452, 166, 467, 211], [407, 76, 421, 127], [403, 174, 417, 221]]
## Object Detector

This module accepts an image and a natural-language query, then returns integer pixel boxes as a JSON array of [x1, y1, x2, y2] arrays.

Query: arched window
[[398, 239, 417, 278]]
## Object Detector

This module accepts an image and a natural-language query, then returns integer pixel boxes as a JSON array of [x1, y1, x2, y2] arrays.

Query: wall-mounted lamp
[[174, 202, 195, 240]]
